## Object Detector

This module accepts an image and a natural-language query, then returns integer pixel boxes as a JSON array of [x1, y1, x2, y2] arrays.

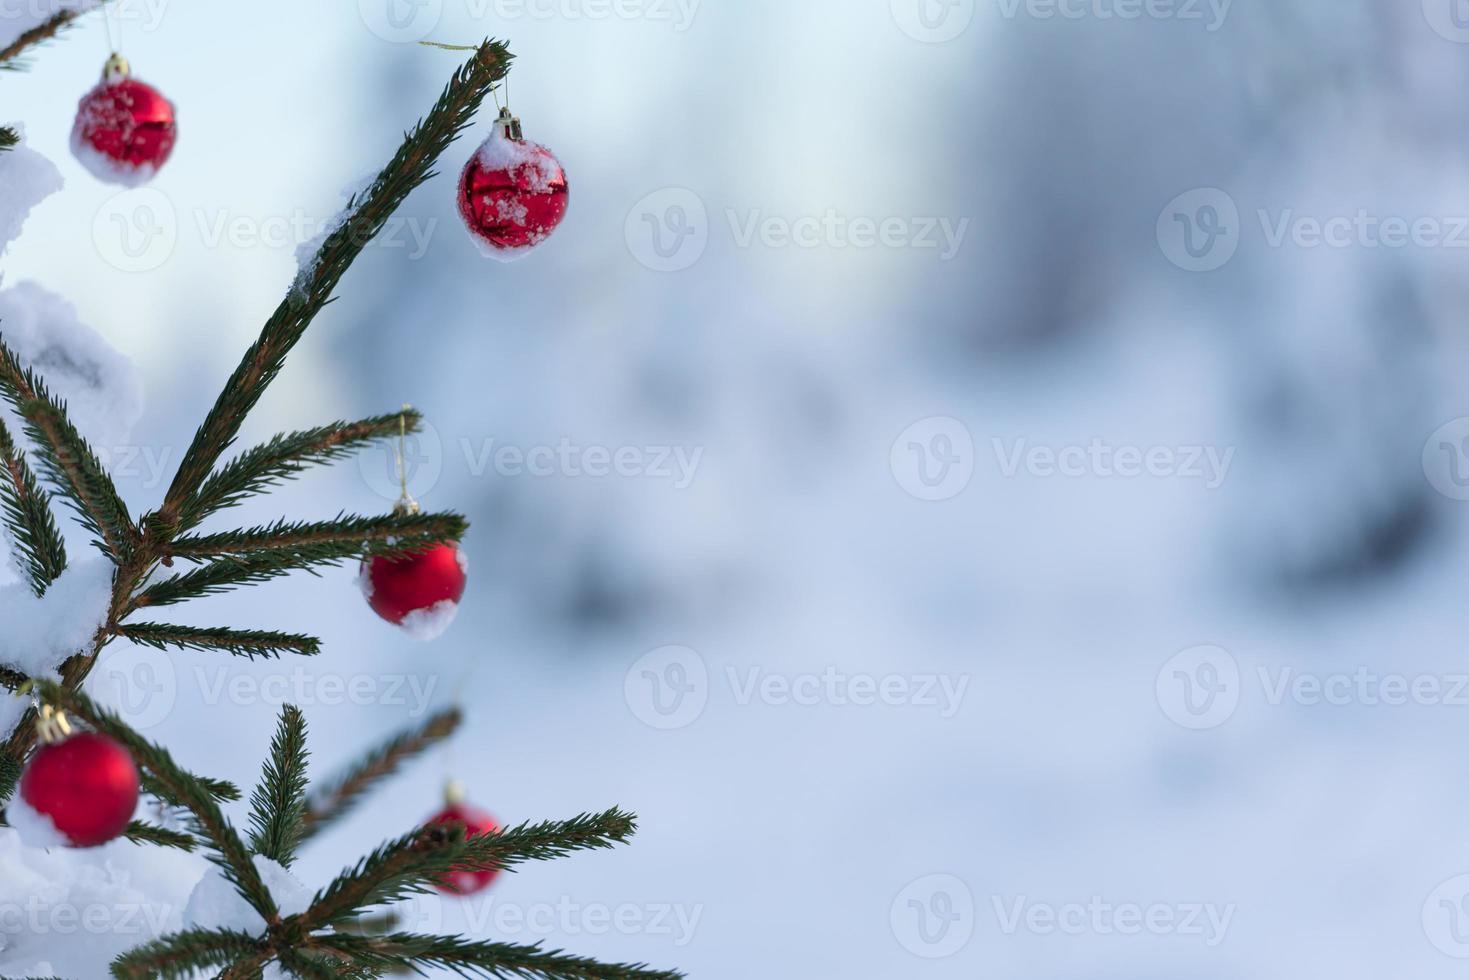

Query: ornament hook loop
[[395, 404, 421, 516]]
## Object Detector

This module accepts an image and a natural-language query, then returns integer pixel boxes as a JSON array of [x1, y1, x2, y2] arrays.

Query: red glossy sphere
[[71, 77, 177, 184], [457, 133, 569, 257], [427, 802, 502, 895], [361, 542, 466, 626], [20, 732, 140, 848]]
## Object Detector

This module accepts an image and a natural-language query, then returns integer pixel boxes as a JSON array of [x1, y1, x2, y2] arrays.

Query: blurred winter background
[[7, 0, 1469, 976]]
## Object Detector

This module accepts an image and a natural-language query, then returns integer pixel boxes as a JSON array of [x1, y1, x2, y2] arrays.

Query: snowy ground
[[5, 1, 1469, 977]]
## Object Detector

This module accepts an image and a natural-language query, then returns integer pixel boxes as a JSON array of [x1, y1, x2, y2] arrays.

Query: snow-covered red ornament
[[426, 781, 502, 896], [71, 53, 177, 186], [457, 106, 569, 260], [15, 707, 139, 849], [359, 502, 467, 641]]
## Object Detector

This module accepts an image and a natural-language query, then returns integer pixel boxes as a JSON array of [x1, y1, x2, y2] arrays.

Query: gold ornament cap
[[103, 52, 130, 82], [444, 778, 467, 805]]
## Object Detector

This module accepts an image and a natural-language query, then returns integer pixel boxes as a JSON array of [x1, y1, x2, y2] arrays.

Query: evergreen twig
[[0, 416, 68, 594], [118, 622, 321, 659], [109, 927, 264, 980], [179, 409, 421, 532], [247, 704, 310, 868], [305, 808, 639, 928], [300, 706, 461, 841], [124, 821, 198, 851], [0, 338, 136, 561], [311, 932, 685, 980]]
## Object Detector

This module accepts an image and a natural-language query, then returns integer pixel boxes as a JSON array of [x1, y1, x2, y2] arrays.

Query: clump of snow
[[183, 855, 312, 948], [0, 126, 63, 258], [67, 131, 159, 189], [473, 130, 561, 194], [0, 824, 200, 977], [0, 560, 113, 739], [355, 558, 375, 602], [399, 598, 461, 642], [0, 283, 145, 449], [4, 793, 67, 850], [291, 171, 378, 298]]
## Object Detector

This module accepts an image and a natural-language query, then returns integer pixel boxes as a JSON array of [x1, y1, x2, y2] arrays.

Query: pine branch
[[142, 770, 241, 806], [301, 707, 461, 841], [118, 622, 320, 659], [134, 511, 466, 608], [156, 41, 512, 529], [29, 679, 280, 925], [109, 927, 264, 980], [0, 126, 17, 150], [247, 704, 310, 868], [124, 820, 197, 851], [170, 511, 467, 561], [312, 932, 684, 980], [306, 808, 639, 928], [0, 338, 136, 561], [177, 409, 421, 532], [0, 416, 68, 594], [0, 7, 86, 66], [0, 751, 19, 805]]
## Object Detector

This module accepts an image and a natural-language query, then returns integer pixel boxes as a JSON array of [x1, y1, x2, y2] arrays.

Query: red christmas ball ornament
[[457, 107, 569, 261], [71, 53, 177, 186], [358, 500, 467, 641], [427, 782, 502, 896], [18, 712, 139, 849]]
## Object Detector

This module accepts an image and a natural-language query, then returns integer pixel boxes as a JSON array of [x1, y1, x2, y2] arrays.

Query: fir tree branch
[[177, 409, 421, 532], [0, 7, 86, 66], [311, 932, 684, 980], [170, 511, 467, 561], [0, 751, 19, 805], [142, 770, 241, 806], [117, 622, 320, 659], [0, 126, 17, 150], [0, 338, 136, 561], [0, 416, 68, 594], [156, 41, 511, 529], [247, 704, 310, 868], [124, 820, 197, 851], [28, 679, 280, 925], [305, 808, 639, 928], [134, 511, 466, 608], [108, 927, 264, 980], [300, 707, 461, 841]]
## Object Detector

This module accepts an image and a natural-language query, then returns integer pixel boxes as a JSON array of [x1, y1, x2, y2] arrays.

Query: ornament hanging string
[[419, 41, 509, 112]]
